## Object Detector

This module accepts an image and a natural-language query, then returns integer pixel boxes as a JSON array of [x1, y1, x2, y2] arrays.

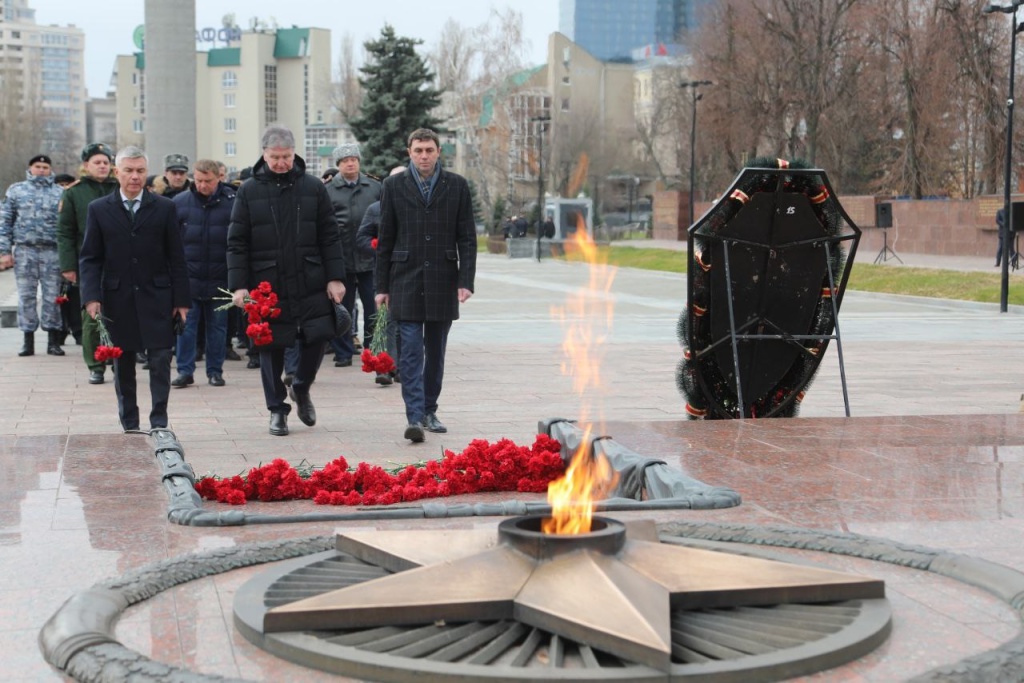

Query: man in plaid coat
[[375, 129, 477, 443]]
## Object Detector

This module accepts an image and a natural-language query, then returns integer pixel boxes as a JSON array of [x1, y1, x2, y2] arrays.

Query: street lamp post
[[680, 80, 712, 228], [986, 2, 1024, 313], [530, 114, 551, 262]]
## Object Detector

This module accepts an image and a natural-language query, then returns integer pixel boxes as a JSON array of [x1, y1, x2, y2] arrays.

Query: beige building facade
[[114, 26, 337, 175]]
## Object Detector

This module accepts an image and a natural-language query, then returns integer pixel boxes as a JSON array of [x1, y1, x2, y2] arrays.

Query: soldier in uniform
[[0, 154, 66, 357], [57, 143, 119, 383], [152, 153, 192, 199]]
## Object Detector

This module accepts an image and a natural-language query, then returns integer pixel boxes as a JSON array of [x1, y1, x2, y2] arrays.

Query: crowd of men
[[0, 125, 477, 442]]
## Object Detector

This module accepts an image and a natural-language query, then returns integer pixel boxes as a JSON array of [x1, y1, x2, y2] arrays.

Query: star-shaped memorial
[[264, 516, 884, 672]]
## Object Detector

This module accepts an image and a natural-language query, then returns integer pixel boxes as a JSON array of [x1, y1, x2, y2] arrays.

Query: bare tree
[[330, 33, 364, 123], [0, 81, 45, 191], [428, 8, 531, 219]]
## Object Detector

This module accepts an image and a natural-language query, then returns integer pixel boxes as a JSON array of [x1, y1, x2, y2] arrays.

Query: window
[[561, 97, 570, 112], [562, 75, 570, 85], [224, 92, 235, 108], [224, 117, 236, 132], [132, 119, 144, 133], [12, 31, 20, 39], [264, 65, 277, 123], [131, 72, 137, 85], [225, 142, 237, 156], [222, 70, 237, 89]]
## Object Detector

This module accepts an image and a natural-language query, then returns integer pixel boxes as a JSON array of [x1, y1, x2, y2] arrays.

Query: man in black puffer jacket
[[227, 125, 346, 436], [172, 158, 235, 388]]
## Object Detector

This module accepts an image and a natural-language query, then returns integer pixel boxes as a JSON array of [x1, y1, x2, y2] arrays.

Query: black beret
[[29, 154, 52, 166]]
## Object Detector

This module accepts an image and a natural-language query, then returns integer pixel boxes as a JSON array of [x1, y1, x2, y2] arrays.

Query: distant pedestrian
[[0, 154, 65, 357], [995, 207, 1018, 269]]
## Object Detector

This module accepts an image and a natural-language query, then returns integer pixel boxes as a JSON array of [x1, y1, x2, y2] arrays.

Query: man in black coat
[[227, 124, 346, 437], [79, 146, 190, 432], [375, 129, 477, 443]]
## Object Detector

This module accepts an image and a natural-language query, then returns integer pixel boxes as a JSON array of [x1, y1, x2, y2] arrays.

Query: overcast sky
[[33, 0, 561, 98]]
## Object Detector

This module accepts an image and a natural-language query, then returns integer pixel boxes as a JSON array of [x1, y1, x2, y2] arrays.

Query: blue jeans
[[330, 271, 376, 361], [398, 320, 451, 424], [176, 299, 228, 376]]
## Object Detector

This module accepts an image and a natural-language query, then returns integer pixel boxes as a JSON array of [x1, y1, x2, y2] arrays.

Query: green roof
[[134, 52, 144, 70], [317, 145, 335, 156], [479, 64, 546, 127], [274, 27, 310, 58], [207, 48, 241, 67]]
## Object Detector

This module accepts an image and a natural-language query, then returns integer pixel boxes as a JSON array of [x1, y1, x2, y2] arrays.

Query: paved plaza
[[3, 247, 1024, 681]]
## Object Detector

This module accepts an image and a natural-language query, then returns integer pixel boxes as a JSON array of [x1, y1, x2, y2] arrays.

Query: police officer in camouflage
[[0, 154, 65, 357], [57, 143, 119, 383]]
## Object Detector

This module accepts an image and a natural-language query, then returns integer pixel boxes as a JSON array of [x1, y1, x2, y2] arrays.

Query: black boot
[[46, 330, 65, 356], [18, 332, 34, 357]]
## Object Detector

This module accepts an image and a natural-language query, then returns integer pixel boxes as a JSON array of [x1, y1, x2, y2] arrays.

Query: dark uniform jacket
[[173, 182, 235, 300], [79, 190, 190, 350], [226, 154, 345, 348], [325, 172, 381, 274], [57, 174, 119, 273], [375, 166, 477, 322]]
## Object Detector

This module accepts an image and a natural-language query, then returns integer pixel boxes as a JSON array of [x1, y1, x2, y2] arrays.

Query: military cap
[[28, 154, 52, 166], [164, 153, 189, 171], [81, 142, 113, 162]]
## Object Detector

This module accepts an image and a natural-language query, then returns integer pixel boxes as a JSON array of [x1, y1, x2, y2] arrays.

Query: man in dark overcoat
[[375, 129, 477, 443], [79, 146, 190, 432], [227, 124, 346, 437]]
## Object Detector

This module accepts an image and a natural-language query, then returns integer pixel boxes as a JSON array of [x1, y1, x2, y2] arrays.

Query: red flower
[[371, 237, 379, 250], [55, 295, 70, 305], [193, 435, 567, 507]]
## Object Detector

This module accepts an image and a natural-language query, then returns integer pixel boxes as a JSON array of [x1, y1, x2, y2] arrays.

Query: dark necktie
[[125, 198, 138, 223]]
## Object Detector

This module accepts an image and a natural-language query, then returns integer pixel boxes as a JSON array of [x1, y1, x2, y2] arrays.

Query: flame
[[545, 224, 618, 534], [542, 426, 619, 535]]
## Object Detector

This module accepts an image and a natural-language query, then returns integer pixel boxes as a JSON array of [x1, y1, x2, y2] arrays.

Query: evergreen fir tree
[[349, 25, 444, 177]]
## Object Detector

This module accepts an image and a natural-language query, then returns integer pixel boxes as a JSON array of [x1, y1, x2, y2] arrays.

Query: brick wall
[[654, 191, 1011, 258]]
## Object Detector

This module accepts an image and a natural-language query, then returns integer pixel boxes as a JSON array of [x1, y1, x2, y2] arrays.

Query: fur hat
[[332, 143, 361, 164]]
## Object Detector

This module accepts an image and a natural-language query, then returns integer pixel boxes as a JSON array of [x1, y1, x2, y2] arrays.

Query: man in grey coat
[[375, 129, 477, 443], [324, 142, 381, 369]]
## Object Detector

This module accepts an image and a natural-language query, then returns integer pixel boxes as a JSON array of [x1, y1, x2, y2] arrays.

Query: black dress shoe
[[88, 369, 105, 384], [171, 373, 194, 387], [422, 412, 447, 433], [375, 372, 393, 386], [404, 423, 425, 443], [135, 351, 147, 364], [246, 355, 260, 369], [225, 347, 242, 361], [289, 386, 316, 426], [334, 357, 352, 367], [269, 412, 289, 436], [208, 373, 225, 387]]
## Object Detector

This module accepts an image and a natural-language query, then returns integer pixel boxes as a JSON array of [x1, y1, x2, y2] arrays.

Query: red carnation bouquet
[[195, 433, 567, 506], [93, 315, 123, 362], [217, 281, 281, 346], [360, 302, 395, 374]]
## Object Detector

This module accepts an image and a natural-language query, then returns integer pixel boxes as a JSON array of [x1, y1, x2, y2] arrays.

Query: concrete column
[[143, 0, 196, 173]]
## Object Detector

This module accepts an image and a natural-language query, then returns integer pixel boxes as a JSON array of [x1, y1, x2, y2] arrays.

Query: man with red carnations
[[227, 125, 346, 437]]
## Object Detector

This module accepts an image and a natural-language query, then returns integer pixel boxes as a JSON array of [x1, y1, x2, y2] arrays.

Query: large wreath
[[677, 157, 854, 419]]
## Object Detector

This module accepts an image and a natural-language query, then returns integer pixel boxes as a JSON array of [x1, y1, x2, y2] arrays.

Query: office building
[[559, 0, 713, 62], [0, 0, 87, 168], [114, 25, 340, 175]]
